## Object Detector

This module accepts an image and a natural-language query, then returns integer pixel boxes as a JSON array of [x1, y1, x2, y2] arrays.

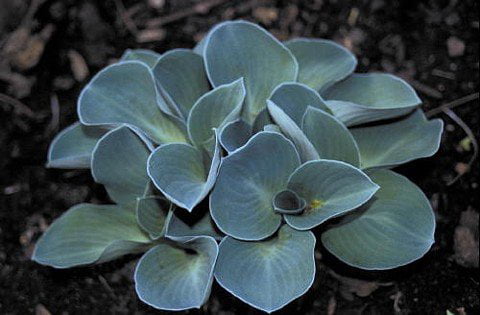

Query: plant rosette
[[34, 20, 443, 313]]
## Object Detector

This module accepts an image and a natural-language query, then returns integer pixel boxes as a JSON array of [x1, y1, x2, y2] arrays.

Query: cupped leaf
[[324, 73, 421, 126], [269, 82, 331, 125], [166, 209, 224, 241], [272, 189, 306, 215], [47, 122, 107, 169], [148, 135, 221, 212], [120, 49, 161, 67], [135, 236, 218, 311], [285, 38, 357, 91], [187, 78, 245, 148], [215, 225, 316, 313], [136, 196, 171, 239], [92, 126, 151, 205], [219, 119, 252, 153], [153, 49, 211, 119], [204, 20, 298, 123], [78, 61, 187, 144], [285, 160, 379, 230], [302, 106, 360, 167], [210, 131, 300, 241], [267, 101, 319, 163], [321, 169, 436, 270], [33, 203, 151, 268], [351, 109, 444, 169]]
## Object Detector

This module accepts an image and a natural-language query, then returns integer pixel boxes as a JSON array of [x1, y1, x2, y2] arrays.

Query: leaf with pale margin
[[166, 209, 224, 241], [136, 196, 171, 239], [188, 78, 245, 148], [302, 106, 360, 166], [33, 203, 150, 268], [267, 101, 319, 163], [219, 119, 252, 153], [284, 160, 379, 230], [204, 20, 298, 123], [321, 169, 436, 269], [210, 132, 300, 241], [269, 82, 331, 125], [47, 122, 107, 169], [324, 73, 421, 126], [215, 225, 316, 313], [153, 49, 210, 119], [78, 61, 187, 144], [120, 49, 161, 67], [148, 134, 221, 212], [350, 109, 444, 169], [92, 126, 150, 205], [135, 236, 218, 311], [285, 38, 357, 91]]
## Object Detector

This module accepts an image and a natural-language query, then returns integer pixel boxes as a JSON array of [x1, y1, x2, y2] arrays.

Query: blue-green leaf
[[136, 196, 171, 239], [210, 132, 300, 241], [148, 134, 221, 212], [153, 49, 211, 119], [324, 73, 421, 126], [285, 160, 379, 230], [285, 38, 357, 91], [187, 78, 245, 148], [252, 108, 273, 132], [204, 20, 298, 123], [215, 225, 316, 313], [219, 119, 252, 153], [47, 122, 107, 169], [33, 203, 150, 268], [269, 82, 331, 125], [78, 61, 187, 144], [120, 49, 161, 67], [267, 101, 319, 163], [302, 106, 360, 167], [135, 236, 218, 311], [166, 209, 223, 241], [321, 169, 436, 270], [351, 109, 444, 169], [92, 126, 151, 205]]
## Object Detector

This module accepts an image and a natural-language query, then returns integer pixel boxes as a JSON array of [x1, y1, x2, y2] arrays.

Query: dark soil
[[0, 0, 478, 314]]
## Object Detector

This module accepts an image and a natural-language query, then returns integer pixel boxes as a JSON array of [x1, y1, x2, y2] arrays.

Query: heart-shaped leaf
[[210, 131, 300, 241], [47, 122, 107, 169], [92, 126, 151, 205], [153, 49, 210, 119], [204, 20, 298, 123], [166, 208, 224, 241], [78, 61, 187, 144], [321, 169, 436, 269], [219, 119, 253, 153], [187, 78, 245, 148], [148, 134, 221, 211], [134, 236, 218, 311], [284, 160, 379, 230], [269, 82, 331, 125], [136, 196, 171, 239], [302, 106, 360, 166], [33, 203, 151, 268], [324, 73, 421, 126], [351, 109, 444, 169], [120, 49, 161, 67], [267, 101, 319, 163], [285, 38, 357, 91], [215, 225, 316, 313]]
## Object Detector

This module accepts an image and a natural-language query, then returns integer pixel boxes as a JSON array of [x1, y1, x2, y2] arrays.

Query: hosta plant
[[34, 20, 443, 313]]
